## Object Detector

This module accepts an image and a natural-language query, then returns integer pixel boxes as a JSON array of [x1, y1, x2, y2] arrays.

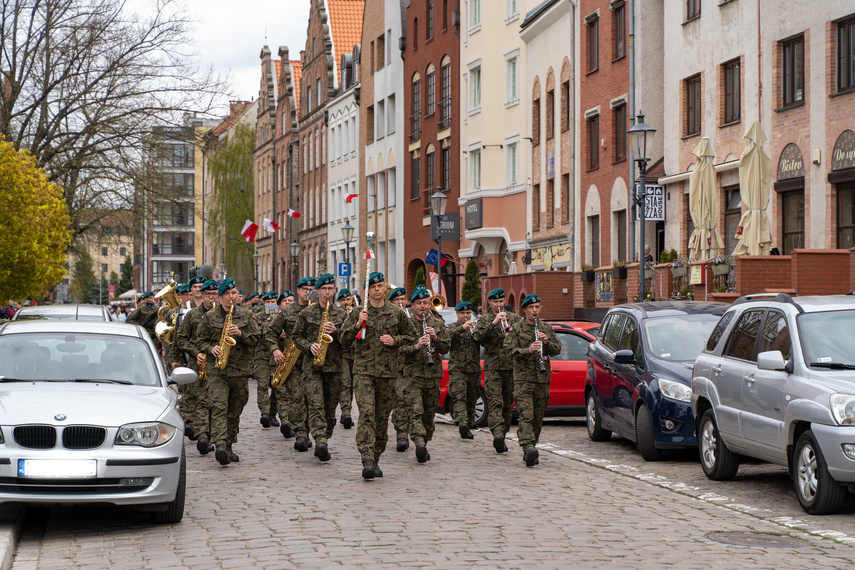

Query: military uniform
[[474, 308, 523, 440], [264, 301, 311, 441], [338, 333, 355, 422], [391, 339, 410, 445], [127, 302, 159, 346], [253, 310, 278, 424], [504, 316, 560, 456], [447, 319, 482, 429], [176, 302, 214, 452], [195, 303, 260, 455]]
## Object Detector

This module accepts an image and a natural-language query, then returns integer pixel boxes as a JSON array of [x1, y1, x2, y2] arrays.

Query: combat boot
[[196, 437, 213, 455], [361, 460, 376, 479], [415, 443, 428, 463], [294, 436, 309, 452], [341, 414, 353, 429], [396, 437, 409, 452], [314, 442, 331, 462], [524, 447, 539, 467], [493, 434, 508, 453], [184, 423, 196, 440], [214, 444, 230, 466], [260, 413, 271, 428], [373, 461, 383, 478], [280, 423, 294, 438], [269, 415, 280, 427], [226, 445, 240, 463], [458, 423, 469, 439]]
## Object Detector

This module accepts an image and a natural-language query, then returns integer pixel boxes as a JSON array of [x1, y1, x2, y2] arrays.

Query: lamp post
[[290, 241, 300, 290], [627, 111, 656, 301], [220, 262, 227, 281], [430, 188, 449, 300], [342, 219, 355, 290], [252, 252, 260, 291]]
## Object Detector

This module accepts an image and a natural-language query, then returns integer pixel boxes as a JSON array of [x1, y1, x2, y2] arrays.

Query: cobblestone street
[[9, 387, 855, 569]]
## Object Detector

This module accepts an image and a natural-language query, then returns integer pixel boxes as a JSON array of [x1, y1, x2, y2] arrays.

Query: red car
[[436, 320, 600, 428]]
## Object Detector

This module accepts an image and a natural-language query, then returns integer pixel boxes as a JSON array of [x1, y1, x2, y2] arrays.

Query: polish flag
[[345, 193, 358, 203], [287, 209, 301, 218], [241, 220, 259, 242], [262, 218, 280, 233], [366, 249, 375, 259]]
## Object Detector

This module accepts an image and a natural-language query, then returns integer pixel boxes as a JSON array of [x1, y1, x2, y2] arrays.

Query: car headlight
[[114, 422, 176, 447], [658, 378, 692, 403], [830, 394, 855, 426]]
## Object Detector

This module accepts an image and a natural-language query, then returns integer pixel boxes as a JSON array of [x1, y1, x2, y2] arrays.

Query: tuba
[[214, 305, 236, 369], [429, 294, 446, 311], [313, 302, 334, 367], [154, 281, 181, 343]]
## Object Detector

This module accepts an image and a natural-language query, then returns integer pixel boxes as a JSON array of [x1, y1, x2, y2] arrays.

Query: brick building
[[254, 48, 280, 292]]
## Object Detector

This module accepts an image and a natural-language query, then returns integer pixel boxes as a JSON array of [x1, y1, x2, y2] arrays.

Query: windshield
[[798, 309, 855, 366], [0, 332, 160, 386], [643, 314, 722, 362]]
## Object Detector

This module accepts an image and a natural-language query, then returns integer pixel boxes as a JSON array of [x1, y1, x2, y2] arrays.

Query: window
[[507, 0, 518, 20], [685, 74, 701, 136], [376, 100, 385, 139], [388, 169, 397, 206], [101, 247, 108, 256], [706, 311, 734, 352], [615, 209, 627, 260], [507, 143, 517, 185], [602, 314, 626, 350], [546, 88, 554, 139], [561, 173, 570, 223], [759, 311, 792, 360], [443, 0, 448, 30], [470, 67, 481, 109], [724, 186, 742, 256], [100, 263, 108, 274], [588, 114, 599, 170], [426, 151, 435, 190], [781, 35, 804, 107], [613, 104, 626, 161], [589, 215, 600, 267], [471, 0, 481, 27], [555, 333, 590, 361], [441, 147, 451, 190], [614, 3, 626, 59], [316, 79, 321, 107], [411, 154, 420, 200], [119, 246, 126, 257], [426, 72, 436, 116], [367, 176, 375, 212], [427, 0, 434, 40], [532, 97, 540, 145], [617, 316, 639, 355], [367, 106, 374, 142], [587, 16, 599, 73], [413, 19, 418, 48], [377, 34, 385, 70], [411, 78, 421, 142], [783, 190, 805, 254], [532, 184, 540, 231], [724, 310, 764, 361], [724, 59, 741, 124], [506, 57, 518, 103], [377, 171, 386, 209], [686, 0, 700, 20], [839, 184, 855, 249], [387, 95, 396, 134], [546, 179, 555, 228], [470, 149, 481, 190], [561, 80, 570, 132], [387, 29, 392, 63], [838, 17, 855, 91], [440, 63, 452, 129]]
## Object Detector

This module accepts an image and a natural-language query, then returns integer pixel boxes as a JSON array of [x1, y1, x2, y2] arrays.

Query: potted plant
[[612, 259, 627, 279], [644, 261, 654, 280], [711, 257, 730, 276], [580, 264, 595, 282], [671, 260, 688, 277]]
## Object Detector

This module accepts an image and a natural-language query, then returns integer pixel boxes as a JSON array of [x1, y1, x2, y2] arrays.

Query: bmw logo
[[54, 414, 66, 421]]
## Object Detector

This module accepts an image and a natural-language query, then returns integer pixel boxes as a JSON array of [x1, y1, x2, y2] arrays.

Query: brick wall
[[790, 249, 850, 295], [737, 255, 793, 294], [484, 272, 575, 319], [851, 248, 855, 292]]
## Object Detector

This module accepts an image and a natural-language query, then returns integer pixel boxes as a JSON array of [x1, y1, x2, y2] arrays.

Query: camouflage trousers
[[484, 368, 515, 438], [338, 358, 353, 415], [354, 374, 395, 462], [254, 361, 277, 416], [177, 383, 190, 422], [514, 379, 550, 450], [273, 367, 309, 436], [304, 367, 342, 444], [405, 376, 441, 446], [391, 372, 409, 439], [184, 378, 211, 440], [207, 375, 249, 445], [449, 370, 481, 427]]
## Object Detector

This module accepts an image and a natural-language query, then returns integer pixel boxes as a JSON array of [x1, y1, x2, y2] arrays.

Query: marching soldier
[[254, 291, 280, 429], [127, 291, 159, 345], [195, 278, 260, 466], [399, 286, 450, 464], [292, 274, 347, 461], [385, 286, 411, 451], [280, 290, 295, 307], [336, 288, 355, 429], [340, 272, 416, 479], [266, 276, 315, 447], [177, 278, 218, 455], [474, 288, 523, 454], [504, 294, 560, 467], [447, 301, 481, 439]]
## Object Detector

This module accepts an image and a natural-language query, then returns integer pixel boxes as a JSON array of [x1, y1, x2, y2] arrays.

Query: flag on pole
[[262, 218, 280, 233], [287, 209, 301, 218], [241, 220, 259, 242], [345, 193, 358, 203], [366, 249, 375, 259]]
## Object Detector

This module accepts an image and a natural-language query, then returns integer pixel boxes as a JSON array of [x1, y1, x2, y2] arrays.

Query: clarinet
[[534, 317, 547, 373], [423, 308, 435, 367]]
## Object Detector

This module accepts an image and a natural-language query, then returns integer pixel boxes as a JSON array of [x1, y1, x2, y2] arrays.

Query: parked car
[[0, 320, 196, 523], [586, 301, 728, 460], [692, 293, 855, 515], [437, 320, 599, 427], [12, 304, 115, 322]]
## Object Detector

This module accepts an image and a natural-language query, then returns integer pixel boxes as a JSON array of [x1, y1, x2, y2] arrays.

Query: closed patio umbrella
[[688, 138, 724, 260], [733, 122, 772, 256]]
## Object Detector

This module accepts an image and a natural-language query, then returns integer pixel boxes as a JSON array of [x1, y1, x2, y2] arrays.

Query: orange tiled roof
[[326, 0, 364, 87], [290, 60, 303, 112], [211, 101, 254, 137]]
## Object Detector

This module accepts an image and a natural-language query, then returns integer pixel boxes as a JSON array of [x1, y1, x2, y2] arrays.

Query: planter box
[[612, 267, 627, 279], [644, 269, 654, 280], [671, 266, 688, 277], [712, 264, 731, 276], [580, 271, 595, 282]]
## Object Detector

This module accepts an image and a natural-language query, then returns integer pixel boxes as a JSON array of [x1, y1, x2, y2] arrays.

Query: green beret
[[296, 277, 316, 288], [410, 285, 431, 302], [176, 284, 188, 294], [521, 293, 541, 308], [387, 287, 406, 300], [218, 278, 236, 296], [139, 291, 154, 301], [188, 276, 207, 285], [368, 272, 384, 286], [336, 288, 351, 301], [454, 301, 473, 311], [263, 291, 276, 301], [201, 279, 219, 292], [316, 273, 336, 288], [488, 288, 505, 300], [247, 291, 258, 299]]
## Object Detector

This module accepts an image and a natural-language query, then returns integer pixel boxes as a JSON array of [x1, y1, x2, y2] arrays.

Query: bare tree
[[0, 0, 228, 241]]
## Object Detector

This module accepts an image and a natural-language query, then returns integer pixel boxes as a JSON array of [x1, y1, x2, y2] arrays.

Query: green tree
[[413, 265, 426, 291], [109, 271, 119, 286], [461, 259, 482, 308], [118, 256, 133, 293], [0, 137, 71, 301], [69, 250, 97, 303]]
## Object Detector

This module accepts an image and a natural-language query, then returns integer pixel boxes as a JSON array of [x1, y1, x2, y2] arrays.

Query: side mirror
[[613, 349, 636, 365], [757, 350, 787, 371], [168, 366, 198, 385]]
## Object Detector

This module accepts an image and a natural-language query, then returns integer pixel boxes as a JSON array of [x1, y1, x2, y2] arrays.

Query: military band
[[447, 301, 480, 439], [385, 286, 411, 452]]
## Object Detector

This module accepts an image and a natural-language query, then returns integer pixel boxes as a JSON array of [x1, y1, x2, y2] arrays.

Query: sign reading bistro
[[832, 130, 855, 172], [777, 143, 805, 180]]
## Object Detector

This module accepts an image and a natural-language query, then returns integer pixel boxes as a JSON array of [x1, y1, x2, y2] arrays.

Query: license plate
[[17, 459, 97, 479]]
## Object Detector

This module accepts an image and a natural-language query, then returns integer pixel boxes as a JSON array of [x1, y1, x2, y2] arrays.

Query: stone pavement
[[7, 387, 855, 569]]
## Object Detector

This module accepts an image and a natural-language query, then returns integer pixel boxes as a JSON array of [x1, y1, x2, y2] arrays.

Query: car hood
[[805, 370, 855, 395], [649, 358, 694, 384], [0, 383, 175, 426]]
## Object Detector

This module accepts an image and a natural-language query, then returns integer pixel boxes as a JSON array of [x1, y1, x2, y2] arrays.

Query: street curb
[[0, 505, 25, 570]]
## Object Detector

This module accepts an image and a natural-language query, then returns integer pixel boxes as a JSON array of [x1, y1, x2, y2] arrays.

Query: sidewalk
[[0, 505, 23, 570]]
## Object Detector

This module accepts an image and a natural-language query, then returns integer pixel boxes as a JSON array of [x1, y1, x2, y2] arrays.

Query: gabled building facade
[[255, 47, 281, 292]]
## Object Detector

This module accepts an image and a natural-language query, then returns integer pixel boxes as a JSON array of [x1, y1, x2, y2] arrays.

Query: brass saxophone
[[214, 305, 236, 369], [271, 339, 300, 387], [196, 303, 214, 381], [313, 302, 334, 367]]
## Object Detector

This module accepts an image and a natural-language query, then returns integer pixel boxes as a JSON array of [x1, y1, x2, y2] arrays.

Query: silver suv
[[692, 293, 855, 515]]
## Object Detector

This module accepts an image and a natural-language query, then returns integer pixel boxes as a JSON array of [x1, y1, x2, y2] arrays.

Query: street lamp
[[290, 241, 300, 290], [220, 261, 227, 280], [252, 252, 260, 291], [430, 188, 449, 300], [627, 110, 656, 301], [342, 219, 355, 290]]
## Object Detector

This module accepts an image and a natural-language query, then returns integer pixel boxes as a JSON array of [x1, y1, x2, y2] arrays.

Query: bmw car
[[0, 320, 196, 523]]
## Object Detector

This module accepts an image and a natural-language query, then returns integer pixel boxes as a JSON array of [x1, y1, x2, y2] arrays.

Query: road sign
[[338, 262, 351, 277], [635, 184, 665, 221]]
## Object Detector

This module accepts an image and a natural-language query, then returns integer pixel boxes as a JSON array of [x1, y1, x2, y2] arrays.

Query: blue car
[[585, 301, 728, 461]]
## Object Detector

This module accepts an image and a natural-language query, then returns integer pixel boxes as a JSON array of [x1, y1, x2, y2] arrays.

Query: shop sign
[[464, 199, 483, 230], [777, 143, 805, 179], [530, 242, 571, 266], [832, 130, 855, 172]]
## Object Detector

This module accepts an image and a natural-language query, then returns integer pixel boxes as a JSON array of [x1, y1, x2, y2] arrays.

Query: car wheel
[[635, 404, 663, 461], [794, 431, 846, 515], [698, 409, 739, 480], [151, 450, 186, 524], [471, 388, 488, 429], [586, 392, 611, 442]]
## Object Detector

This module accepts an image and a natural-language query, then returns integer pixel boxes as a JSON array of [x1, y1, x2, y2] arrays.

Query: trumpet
[[499, 313, 511, 335]]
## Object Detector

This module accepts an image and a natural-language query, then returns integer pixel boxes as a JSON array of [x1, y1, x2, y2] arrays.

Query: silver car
[[692, 294, 855, 515], [12, 304, 115, 321], [0, 320, 196, 523]]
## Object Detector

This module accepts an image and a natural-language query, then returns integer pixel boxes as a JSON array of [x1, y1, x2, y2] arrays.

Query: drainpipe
[[757, 0, 762, 123], [628, 0, 637, 263], [271, 152, 277, 291]]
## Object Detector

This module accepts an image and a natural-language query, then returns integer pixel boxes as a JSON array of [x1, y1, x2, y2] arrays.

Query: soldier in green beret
[[386, 286, 411, 451], [447, 301, 481, 439], [399, 285, 451, 464], [195, 278, 260, 465], [336, 288, 355, 429], [340, 272, 416, 479], [253, 291, 280, 429], [504, 294, 560, 467], [280, 290, 295, 308], [474, 288, 523, 454], [127, 291, 159, 346]]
